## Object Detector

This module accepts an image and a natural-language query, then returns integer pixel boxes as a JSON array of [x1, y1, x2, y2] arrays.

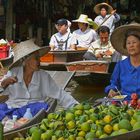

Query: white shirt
[[94, 14, 120, 34], [2, 66, 78, 108], [49, 32, 72, 50], [71, 28, 98, 48]]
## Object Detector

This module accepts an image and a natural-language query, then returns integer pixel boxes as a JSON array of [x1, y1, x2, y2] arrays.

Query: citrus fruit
[[103, 115, 112, 123], [133, 122, 140, 130], [67, 120, 75, 129], [113, 123, 119, 131], [95, 129, 103, 138], [130, 118, 137, 126], [81, 122, 91, 132], [103, 124, 113, 134], [118, 119, 132, 131], [78, 131, 86, 137], [29, 126, 39, 135], [85, 132, 95, 139], [68, 135, 76, 140], [65, 112, 74, 122], [74, 104, 84, 110]]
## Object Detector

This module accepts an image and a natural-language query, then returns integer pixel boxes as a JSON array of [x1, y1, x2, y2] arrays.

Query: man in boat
[[70, 14, 98, 50], [83, 26, 121, 62], [49, 18, 73, 51], [94, 2, 120, 35], [0, 39, 78, 120]]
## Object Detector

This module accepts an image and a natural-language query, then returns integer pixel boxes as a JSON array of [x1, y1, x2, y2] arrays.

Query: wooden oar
[[95, 9, 116, 31]]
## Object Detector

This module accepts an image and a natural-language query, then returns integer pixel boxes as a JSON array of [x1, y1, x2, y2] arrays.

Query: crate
[[0, 46, 9, 59]]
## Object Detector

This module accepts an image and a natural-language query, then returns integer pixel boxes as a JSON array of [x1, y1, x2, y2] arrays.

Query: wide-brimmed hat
[[110, 24, 140, 56], [72, 14, 89, 24], [94, 3, 113, 15], [87, 18, 99, 30], [9, 39, 50, 69]]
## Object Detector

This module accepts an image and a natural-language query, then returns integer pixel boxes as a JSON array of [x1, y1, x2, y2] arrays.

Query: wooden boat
[[65, 60, 116, 85], [40, 50, 86, 63], [40, 50, 86, 71], [65, 60, 110, 73], [1, 70, 74, 134], [4, 111, 140, 140], [4, 97, 57, 135]]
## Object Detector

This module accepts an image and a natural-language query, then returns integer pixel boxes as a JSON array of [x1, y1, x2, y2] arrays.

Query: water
[[71, 83, 106, 102]]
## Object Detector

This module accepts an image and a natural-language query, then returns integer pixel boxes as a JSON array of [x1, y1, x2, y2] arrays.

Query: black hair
[[124, 30, 140, 48], [100, 5, 108, 11], [97, 26, 110, 35]]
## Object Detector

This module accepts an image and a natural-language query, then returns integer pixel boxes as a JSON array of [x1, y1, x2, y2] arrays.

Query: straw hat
[[9, 39, 50, 69], [110, 24, 140, 56], [72, 14, 89, 24], [94, 3, 113, 15]]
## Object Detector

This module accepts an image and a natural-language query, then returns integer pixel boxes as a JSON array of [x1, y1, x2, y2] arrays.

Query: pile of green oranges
[[13, 103, 140, 140]]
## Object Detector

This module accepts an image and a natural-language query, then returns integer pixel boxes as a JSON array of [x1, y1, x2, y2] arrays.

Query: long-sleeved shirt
[[71, 28, 98, 48], [87, 39, 115, 61], [105, 57, 140, 100], [1, 66, 78, 108], [94, 14, 120, 34]]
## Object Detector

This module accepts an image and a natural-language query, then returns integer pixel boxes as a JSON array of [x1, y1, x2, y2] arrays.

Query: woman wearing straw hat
[[70, 14, 98, 50], [105, 23, 140, 100], [0, 40, 78, 109], [94, 3, 120, 34]]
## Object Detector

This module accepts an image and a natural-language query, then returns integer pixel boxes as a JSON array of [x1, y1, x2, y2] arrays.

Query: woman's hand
[[1, 76, 18, 89], [108, 89, 118, 98]]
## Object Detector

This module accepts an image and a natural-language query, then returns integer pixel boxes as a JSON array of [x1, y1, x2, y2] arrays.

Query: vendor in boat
[[0, 40, 78, 116], [70, 14, 98, 50], [49, 18, 73, 51], [83, 26, 121, 61], [105, 23, 140, 100], [94, 2, 120, 35]]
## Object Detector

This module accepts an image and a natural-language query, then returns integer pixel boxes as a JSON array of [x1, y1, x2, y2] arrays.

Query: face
[[99, 32, 109, 44], [55, 24, 68, 34], [24, 52, 40, 71], [78, 22, 87, 31], [126, 35, 140, 56], [100, 8, 107, 17]]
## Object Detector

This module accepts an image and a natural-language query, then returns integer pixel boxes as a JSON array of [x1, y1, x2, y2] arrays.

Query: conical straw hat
[[94, 3, 113, 15], [9, 39, 50, 69], [110, 23, 140, 56]]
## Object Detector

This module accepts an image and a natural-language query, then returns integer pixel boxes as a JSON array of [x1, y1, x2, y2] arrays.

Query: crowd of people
[[0, 2, 140, 122], [49, 2, 122, 62]]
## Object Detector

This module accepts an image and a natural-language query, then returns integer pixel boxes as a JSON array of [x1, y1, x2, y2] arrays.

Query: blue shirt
[[105, 57, 140, 100]]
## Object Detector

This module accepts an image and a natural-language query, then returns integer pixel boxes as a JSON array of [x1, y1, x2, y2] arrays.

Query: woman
[[105, 23, 140, 100], [1, 39, 78, 109], [94, 3, 120, 34]]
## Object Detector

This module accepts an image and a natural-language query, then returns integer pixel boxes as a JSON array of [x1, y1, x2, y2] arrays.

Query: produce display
[[12, 101, 140, 140]]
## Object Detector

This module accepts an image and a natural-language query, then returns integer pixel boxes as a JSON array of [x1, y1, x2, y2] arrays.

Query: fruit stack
[[12, 103, 140, 140]]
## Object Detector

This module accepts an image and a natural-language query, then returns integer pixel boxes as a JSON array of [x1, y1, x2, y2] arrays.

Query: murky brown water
[[71, 83, 106, 103]]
